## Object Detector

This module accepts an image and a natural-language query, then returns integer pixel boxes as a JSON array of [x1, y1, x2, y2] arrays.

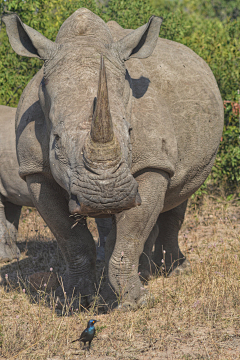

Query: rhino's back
[[0, 105, 33, 206], [108, 21, 224, 209]]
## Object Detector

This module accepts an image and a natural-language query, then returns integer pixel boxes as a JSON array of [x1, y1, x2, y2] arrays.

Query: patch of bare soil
[[0, 195, 239, 359]]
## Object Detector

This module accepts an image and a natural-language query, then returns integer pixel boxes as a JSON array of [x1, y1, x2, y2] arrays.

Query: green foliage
[[100, 0, 189, 42], [0, 0, 239, 191], [181, 0, 240, 21], [190, 180, 208, 204], [100, 0, 154, 28], [212, 125, 240, 187], [180, 17, 239, 103], [152, 0, 240, 21]]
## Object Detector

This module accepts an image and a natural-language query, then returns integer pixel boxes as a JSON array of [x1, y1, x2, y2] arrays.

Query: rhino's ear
[[2, 14, 58, 60], [114, 16, 163, 61]]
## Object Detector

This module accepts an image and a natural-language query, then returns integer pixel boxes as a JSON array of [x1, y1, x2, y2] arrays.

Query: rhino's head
[[3, 9, 162, 217]]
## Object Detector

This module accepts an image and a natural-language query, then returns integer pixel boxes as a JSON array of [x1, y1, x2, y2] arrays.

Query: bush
[[212, 125, 240, 186]]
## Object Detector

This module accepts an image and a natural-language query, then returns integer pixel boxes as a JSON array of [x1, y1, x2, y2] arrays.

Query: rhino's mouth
[[69, 161, 141, 217], [69, 193, 140, 218]]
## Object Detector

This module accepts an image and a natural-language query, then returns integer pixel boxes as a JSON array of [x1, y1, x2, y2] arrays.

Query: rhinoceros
[[0, 105, 34, 262], [3, 8, 223, 308]]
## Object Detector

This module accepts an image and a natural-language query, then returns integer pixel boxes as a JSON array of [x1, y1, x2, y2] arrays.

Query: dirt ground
[[0, 194, 239, 359]]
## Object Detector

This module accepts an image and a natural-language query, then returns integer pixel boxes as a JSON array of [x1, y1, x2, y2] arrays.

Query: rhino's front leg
[[26, 174, 96, 304], [138, 223, 159, 280], [106, 170, 169, 309], [0, 195, 21, 262]]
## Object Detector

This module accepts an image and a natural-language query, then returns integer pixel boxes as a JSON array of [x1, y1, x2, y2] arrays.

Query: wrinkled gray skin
[[0, 105, 34, 262], [3, 8, 224, 308]]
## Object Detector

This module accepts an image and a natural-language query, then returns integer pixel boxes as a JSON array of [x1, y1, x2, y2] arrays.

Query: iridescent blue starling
[[72, 319, 98, 349]]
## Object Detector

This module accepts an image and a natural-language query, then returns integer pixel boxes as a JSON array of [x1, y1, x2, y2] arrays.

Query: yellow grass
[[0, 194, 239, 359]]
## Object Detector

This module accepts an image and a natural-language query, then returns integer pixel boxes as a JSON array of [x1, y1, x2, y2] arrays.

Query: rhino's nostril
[[135, 192, 141, 206], [69, 194, 81, 214], [126, 192, 141, 209]]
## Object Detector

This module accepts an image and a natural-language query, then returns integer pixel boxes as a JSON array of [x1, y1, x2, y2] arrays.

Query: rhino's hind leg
[[26, 174, 97, 307], [138, 223, 159, 281], [0, 195, 21, 262], [152, 199, 190, 275], [5, 200, 22, 243]]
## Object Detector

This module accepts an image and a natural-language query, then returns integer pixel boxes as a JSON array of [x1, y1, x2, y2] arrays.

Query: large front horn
[[83, 56, 121, 169], [91, 55, 114, 143]]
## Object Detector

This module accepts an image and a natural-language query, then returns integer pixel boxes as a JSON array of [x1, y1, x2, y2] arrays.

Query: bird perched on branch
[[72, 319, 98, 349]]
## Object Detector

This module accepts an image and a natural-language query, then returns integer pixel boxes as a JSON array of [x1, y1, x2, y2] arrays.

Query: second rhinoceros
[[3, 8, 223, 308], [0, 105, 33, 262]]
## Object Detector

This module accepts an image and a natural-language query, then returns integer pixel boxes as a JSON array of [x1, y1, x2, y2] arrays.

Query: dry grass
[[0, 194, 240, 359]]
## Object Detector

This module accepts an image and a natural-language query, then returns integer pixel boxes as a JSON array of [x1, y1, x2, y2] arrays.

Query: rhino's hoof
[[137, 292, 155, 308], [115, 291, 155, 311], [169, 259, 191, 277], [115, 301, 138, 312], [138, 269, 152, 283], [0, 243, 20, 263]]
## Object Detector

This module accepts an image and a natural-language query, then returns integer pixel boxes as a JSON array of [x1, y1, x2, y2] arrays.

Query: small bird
[[72, 319, 98, 349]]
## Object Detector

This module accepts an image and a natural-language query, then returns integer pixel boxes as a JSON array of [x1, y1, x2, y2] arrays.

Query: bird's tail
[[71, 339, 79, 343]]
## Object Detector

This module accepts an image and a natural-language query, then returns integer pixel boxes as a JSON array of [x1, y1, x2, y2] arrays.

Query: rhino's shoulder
[[156, 37, 215, 78], [126, 36, 222, 117], [126, 36, 216, 85]]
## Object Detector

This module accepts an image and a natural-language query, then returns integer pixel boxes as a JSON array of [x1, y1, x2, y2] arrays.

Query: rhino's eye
[[54, 134, 60, 141]]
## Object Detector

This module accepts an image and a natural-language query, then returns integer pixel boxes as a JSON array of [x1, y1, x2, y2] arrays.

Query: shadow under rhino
[[0, 238, 64, 289]]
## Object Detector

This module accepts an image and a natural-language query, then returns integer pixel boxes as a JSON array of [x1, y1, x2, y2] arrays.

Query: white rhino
[[3, 8, 223, 308], [0, 105, 33, 262]]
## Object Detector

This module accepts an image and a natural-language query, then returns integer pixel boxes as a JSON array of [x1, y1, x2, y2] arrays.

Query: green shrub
[[212, 126, 240, 186]]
